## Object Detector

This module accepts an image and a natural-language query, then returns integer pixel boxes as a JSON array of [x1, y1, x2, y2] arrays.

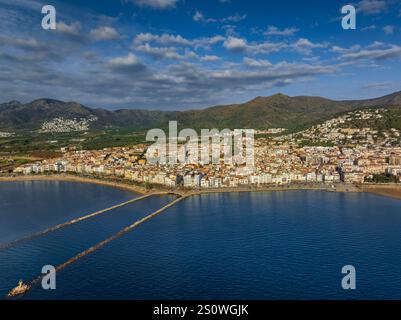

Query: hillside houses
[[12, 113, 401, 189]]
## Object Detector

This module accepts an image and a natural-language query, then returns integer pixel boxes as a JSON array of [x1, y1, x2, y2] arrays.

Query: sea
[[1, 180, 401, 299]]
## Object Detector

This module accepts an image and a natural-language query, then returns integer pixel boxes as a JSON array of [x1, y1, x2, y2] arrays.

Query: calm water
[[1, 181, 401, 299]]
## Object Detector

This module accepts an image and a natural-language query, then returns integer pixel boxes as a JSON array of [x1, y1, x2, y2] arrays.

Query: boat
[[7, 280, 30, 297]]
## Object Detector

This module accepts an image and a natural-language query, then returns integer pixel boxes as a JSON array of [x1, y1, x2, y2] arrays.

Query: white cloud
[[131, 0, 178, 9], [2, 0, 400, 110], [134, 32, 225, 50], [223, 37, 248, 52], [192, 11, 245, 24], [90, 26, 121, 41], [224, 36, 326, 56], [108, 53, 144, 69], [201, 55, 220, 62], [341, 45, 401, 61], [193, 10, 205, 22], [265, 26, 299, 36], [134, 33, 191, 46], [243, 57, 272, 67], [331, 42, 401, 65], [57, 21, 81, 37], [222, 25, 238, 37], [361, 25, 377, 31], [362, 82, 393, 89], [366, 41, 385, 49], [331, 44, 361, 53], [357, 0, 388, 15], [201, 61, 335, 89], [383, 25, 395, 34], [193, 35, 226, 49], [0, 35, 41, 49], [224, 36, 289, 54], [254, 42, 288, 54], [0, 33, 341, 110], [135, 44, 181, 60], [135, 43, 199, 60], [221, 14, 247, 23], [292, 38, 328, 54]]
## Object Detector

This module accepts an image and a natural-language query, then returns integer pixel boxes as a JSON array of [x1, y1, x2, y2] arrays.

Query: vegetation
[[337, 107, 401, 131], [299, 140, 335, 147], [0, 157, 33, 173], [1, 92, 401, 155], [0, 129, 148, 154], [81, 130, 147, 150], [365, 173, 400, 183], [2, 91, 401, 134]]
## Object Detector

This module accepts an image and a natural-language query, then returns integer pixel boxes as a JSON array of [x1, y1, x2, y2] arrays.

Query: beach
[[0, 174, 149, 195], [2, 174, 401, 200], [362, 184, 401, 200], [0, 174, 358, 195]]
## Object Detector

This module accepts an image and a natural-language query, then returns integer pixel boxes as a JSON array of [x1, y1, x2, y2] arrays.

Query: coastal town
[[11, 108, 401, 190], [3, 0, 401, 303]]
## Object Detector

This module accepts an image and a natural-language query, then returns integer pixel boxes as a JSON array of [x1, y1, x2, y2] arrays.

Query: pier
[[6, 193, 192, 297], [0, 191, 182, 250]]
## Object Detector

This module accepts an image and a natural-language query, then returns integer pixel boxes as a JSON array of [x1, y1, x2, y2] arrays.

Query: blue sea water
[[1, 181, 401, 299]]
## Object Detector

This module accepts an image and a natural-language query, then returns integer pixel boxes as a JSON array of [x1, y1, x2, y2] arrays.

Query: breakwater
[[7, 194, 190, 297], [0, 192, 180, 250]]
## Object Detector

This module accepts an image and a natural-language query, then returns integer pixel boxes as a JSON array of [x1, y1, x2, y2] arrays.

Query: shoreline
[[361, 184, 401, 200], [0, 174, 150, 196], [1, 174, 401, 200]]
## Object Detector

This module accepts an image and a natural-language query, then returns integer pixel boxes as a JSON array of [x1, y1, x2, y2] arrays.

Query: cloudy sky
[[0, 0, 401, 110]]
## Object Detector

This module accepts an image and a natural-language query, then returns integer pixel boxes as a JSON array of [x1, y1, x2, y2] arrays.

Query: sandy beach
[[0, 174, 149, 195], [1, 174, 401, 200], [0, 174, 359, 195], [362, 184, 401, 200]]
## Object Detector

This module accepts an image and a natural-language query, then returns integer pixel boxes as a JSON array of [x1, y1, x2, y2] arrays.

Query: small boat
[[7, 280, 30, 297]]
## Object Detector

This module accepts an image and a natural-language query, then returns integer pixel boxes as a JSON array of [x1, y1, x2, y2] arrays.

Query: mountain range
[[1, 91, 401, 132]]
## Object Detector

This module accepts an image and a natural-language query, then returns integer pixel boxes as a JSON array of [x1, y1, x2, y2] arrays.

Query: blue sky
[[0, 0, 401, 110]]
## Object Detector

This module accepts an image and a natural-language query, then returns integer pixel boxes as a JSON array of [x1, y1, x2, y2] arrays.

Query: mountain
[[175, 94, 351, 130], [0, 99, 175, 131], [1, 91, 401, 132], [180, 91, 401, 130], [0, 99, 92, 130], [348, 91, 401, 108]]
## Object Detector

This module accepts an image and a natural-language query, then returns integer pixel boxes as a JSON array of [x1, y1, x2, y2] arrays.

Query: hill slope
[[1, 91, 401, 132]]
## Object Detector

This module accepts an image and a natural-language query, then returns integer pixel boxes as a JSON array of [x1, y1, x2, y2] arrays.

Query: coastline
[[0, 173, 358, 195], [361, 184, 401, 200], [0, 174, 149, 196], [1, 174, 401, 200]]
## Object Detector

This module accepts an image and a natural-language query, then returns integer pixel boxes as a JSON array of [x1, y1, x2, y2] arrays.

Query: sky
[[0, 0, 401, 110]]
